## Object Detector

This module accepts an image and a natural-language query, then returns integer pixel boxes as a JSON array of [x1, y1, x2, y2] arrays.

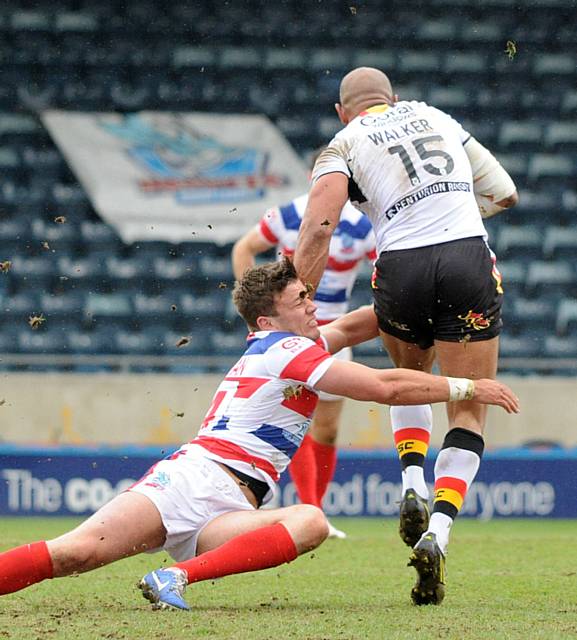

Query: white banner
[[41, 111, 310, 244]]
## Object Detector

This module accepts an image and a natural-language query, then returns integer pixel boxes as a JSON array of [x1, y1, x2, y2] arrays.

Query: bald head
[[338, 67, 395, 121]]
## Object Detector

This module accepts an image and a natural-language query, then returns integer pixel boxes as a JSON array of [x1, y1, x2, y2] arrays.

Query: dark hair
[[232, 257, 298, 329]]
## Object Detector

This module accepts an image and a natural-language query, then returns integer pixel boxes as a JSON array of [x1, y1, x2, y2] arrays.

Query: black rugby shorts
[[372, 236, 503, 350]]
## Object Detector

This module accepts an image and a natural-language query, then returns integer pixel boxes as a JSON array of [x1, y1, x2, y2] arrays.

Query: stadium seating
[[66, 327, 116, 355], [543, 227, 577, 260], [527, 154, 574, 189], [496, 225, 544, 261], [0, 0, 576, 374], [40, 290, 84, 321], [544, 335, 577, 358], [498, 332, 543, 359], [507, 296, 558, 334], [555, 299, 577, 336], [499, 122, 542, 152], [525, 261, 575, 297], [0, 290, 39, 323], [84, 292, 132, 323], [544, 122, 577, 151]]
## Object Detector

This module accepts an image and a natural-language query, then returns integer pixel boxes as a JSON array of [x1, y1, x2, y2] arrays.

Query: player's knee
[[49, 538, 100, 576], [294, 504, 330, 549]]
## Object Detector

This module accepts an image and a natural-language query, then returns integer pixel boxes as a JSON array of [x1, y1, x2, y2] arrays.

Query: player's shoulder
[[328, 123, 355, 147], [273, 333, 319, 354], [269, 334, 331, 372], [246, 331, 316, 355], [262, 333, 328, 377], [312, 138, 351, 181]]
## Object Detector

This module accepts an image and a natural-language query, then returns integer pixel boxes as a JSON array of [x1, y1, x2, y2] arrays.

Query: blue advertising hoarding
[[1, 445, 576, 518]]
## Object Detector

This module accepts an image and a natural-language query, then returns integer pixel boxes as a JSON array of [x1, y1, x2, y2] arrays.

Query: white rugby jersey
[[187, 330, 334, 495], [258, 194, 376, 321], [313, 101, 488, 253]]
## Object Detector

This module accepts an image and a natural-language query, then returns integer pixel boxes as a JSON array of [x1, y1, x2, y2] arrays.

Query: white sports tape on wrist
[[447, 377, 475, 401]]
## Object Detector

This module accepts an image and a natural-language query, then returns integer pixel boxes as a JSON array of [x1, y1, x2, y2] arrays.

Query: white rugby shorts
[[129, 445, 255, 561], [318, 346, 352, 402]]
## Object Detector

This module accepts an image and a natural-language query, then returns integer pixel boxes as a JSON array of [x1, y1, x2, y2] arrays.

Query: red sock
[[311, 439, 337, 506], [174, 523, 298, 584], [0, 541, 53, 595], [288, 434, 320, 507]]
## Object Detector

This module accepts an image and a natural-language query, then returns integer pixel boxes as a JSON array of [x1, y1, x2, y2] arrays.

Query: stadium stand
[[1, 0, 577, 374]]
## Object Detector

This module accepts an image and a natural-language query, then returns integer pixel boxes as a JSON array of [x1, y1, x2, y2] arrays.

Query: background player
[[232, 153, 376, 539], [293, 67, 519, 605], [0, 259, 519, 611]]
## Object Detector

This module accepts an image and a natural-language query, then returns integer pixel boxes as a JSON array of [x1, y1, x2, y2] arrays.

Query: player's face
[[268, 280, 319, 340]]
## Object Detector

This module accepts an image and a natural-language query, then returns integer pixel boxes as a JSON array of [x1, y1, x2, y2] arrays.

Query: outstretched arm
[[320, 305, 379, 354], [315, 360, 520, 413], [293, 172, 349, 292]]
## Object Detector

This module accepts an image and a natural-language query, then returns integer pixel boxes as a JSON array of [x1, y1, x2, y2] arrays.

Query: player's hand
[[472, 379, 520, 414]]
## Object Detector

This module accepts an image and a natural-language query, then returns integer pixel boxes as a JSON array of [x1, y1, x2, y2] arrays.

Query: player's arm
[[320, 305, 379, 354], [232, 227, 275, 280], [464, 137, 519, 218], [293, 171, 349, 292], [315, 360, 520, 414]]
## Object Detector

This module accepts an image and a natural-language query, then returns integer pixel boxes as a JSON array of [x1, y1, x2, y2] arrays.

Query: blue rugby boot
[[138, 568, 190, 611]]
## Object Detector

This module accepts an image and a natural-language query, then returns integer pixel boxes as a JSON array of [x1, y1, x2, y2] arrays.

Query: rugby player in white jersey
[[293, 67, 519, 605], [232, 167, 376, 540], [0, 259, 519, 611]]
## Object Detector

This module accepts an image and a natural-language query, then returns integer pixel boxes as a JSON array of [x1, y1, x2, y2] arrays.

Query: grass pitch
[[1, 517, 576, 640]]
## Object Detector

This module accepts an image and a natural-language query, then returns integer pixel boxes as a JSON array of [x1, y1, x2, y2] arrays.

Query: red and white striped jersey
[[188, 330, 334, 493], [258, 194, 376, 322]]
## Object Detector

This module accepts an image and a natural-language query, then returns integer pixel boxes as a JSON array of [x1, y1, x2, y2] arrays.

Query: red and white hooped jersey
[[187, 330, 334, 494], [258, 194, 376, 322]]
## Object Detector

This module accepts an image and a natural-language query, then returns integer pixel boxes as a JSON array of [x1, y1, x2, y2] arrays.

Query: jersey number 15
[[389, 134, 455, 186]]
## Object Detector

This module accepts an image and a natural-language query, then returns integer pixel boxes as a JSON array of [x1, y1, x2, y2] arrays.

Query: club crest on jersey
[[283, 384, 303, 400], [458, 310, 491, 330]]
